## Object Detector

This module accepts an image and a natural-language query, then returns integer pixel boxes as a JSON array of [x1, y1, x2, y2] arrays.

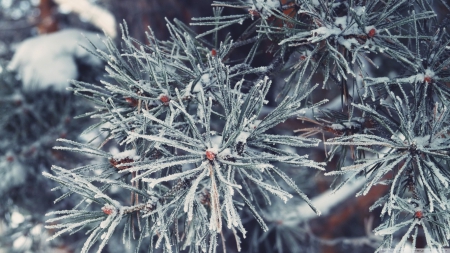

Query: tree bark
[[38, 0, 58, 34]]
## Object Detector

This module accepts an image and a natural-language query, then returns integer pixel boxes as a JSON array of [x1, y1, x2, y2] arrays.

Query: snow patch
[[193, 73, 210, 93], [219, 148, 231, 157], [112, 149, 139, 161], [236, 131, 251, 144], [249, 0, 280, 16], [53, 0, 117, 38], [338, 37, 359, 50], [309, 26, 341, 43], [210, 135, 223, 149], [13, 235, 31, 250], [8, 29, 106, 92], [352, 6, 366, 16], [11, 211, 25, 225]]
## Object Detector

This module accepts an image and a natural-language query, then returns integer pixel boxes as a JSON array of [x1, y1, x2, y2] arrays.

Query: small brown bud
[[125, 97, 139, 107], [414, 211, 423, 219], [248, 9, 260, 17], [206, 149, 216, 161], [159, 94, 170, 104], [102, 204, 115, 215], [368, 28, 376, 38]]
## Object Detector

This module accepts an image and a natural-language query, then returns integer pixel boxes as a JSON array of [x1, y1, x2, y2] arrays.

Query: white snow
[[395, 73, 424, 84], [1, 0, 12, 8], [334, 16, 348, 29], [219, 148, 231, 157], [30, 224, 43, 236], [236, 131, 251, 143], [352, 6, 366, 16], [338, 37, 359, 50], [249, 0, 280, 15], [13, 235, 31, 250], [193, 73, 210, 93], [282, 178, 366, 225], [11, 211, 25, 225], [425, 68, 435, 79], [112, 149, 139, 160], [368, 77, 390, 84], [364, 25, 376, 34], [309, 26, 341, 43], [53, 0, 117, 38], [8, 29, 106, 92], [412, 135, 430, 148], [210, 135, 223, 149]]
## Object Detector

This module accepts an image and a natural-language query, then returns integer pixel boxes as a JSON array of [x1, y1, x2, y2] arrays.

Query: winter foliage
[[3, 0, 450, 252], [0, 59, 95, 252]]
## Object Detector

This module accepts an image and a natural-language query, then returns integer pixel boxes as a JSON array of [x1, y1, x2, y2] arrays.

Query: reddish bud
[[300, 55, 306, 61], [248, 9, 260, 17], [211, 49, 217, 57], [6, 156, 14, 162], [159, 94, 170, 104], [414, 211, 423, 219], [102, 204, 115, 215], [206, 149, 216, 161], [368, 28, 376, 38], [125, 97, 139, 107], [424, 76, 432, 83]]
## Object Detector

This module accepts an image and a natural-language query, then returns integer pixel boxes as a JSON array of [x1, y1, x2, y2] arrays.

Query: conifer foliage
[[42, 0, 450, 252]]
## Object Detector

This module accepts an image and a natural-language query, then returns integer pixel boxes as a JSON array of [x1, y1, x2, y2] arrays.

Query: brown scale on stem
[[109, 157, 135, 170]]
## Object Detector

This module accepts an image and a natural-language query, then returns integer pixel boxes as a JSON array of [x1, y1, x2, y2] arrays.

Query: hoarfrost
[[309, 26, 341, 43], [112, 149, 139, 161]]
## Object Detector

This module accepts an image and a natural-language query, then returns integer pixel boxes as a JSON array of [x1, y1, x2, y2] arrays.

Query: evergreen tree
[[3, 0, 450, 252]]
